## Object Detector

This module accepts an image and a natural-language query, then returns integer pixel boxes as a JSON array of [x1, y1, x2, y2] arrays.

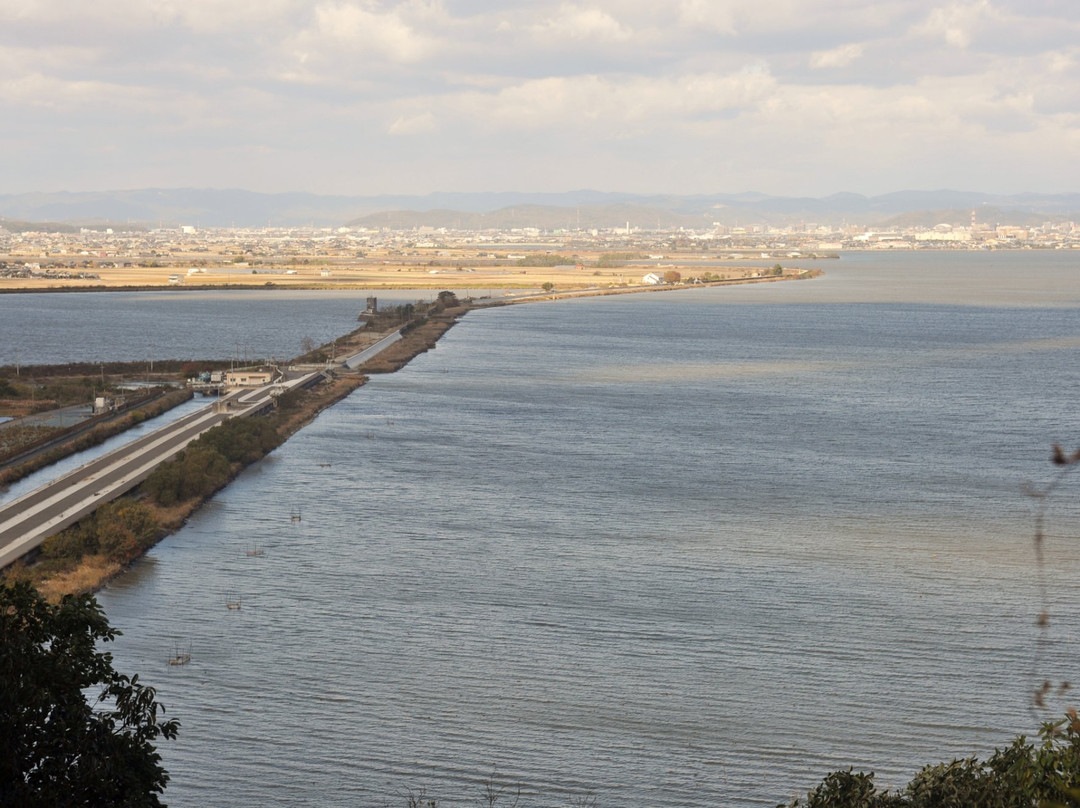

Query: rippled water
[[34, 252, 1080, 806], [0, 289, 443, 366]]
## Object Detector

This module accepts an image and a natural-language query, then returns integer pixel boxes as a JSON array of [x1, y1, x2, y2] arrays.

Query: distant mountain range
[[0, 188, 1077, 231]]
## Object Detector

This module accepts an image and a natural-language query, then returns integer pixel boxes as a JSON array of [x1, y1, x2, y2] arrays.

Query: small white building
[[642, 272, 662, 285], [225, 370, 274, 388]]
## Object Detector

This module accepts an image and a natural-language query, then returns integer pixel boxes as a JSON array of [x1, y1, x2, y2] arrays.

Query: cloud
[[675, 0, 739, 35], [809, 43, 864, 69], [388, 111, 437, 135], [427, 67, 778, 134], [0, 71, 152, 110], [1045, 50, 1075, 73], [6, 0, 305, 33], [530, 4, 633, 43], [295, 1, 443, 64], [2, 0, 1080, 195], [913, 0, 1000, 49]]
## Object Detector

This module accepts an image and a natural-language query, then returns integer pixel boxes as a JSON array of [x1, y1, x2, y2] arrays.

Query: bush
[[783, 715, 1080, 808], [40, 527, 98, 561], [193, 417, 279, 465], [143, 445, 230, 507], [94, 500, 160, 563]]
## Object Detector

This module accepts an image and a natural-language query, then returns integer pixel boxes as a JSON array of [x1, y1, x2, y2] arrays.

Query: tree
[[0, 582, 178, 807], [662, 269, 682, 284], [541, 282, 555, 292]]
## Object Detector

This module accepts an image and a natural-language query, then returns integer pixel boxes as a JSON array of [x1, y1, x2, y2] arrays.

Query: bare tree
[[404, 787, 437, 808], [478, 769, 520, 808]]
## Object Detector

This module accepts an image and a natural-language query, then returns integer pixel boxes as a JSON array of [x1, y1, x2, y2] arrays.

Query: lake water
[[0, 289, 443, 367], [14, 251, 1080, 806]]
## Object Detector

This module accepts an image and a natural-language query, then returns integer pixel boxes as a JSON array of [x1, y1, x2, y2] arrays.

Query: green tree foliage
[[0, 582, 178, 807], [142, 445, 230, 507], [515, 254, 574, 267], [783, 715, 1080, 808], [541, 282, 555, 292], [194, 417, 280, 465], [142, 417, 282, 507], [595, 252, 643, 268], [39, 524, 98, 562]]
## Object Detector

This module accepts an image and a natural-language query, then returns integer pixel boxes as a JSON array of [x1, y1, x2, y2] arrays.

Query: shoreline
[[3, 273, 813, 598], [5, 314, 461, 600]]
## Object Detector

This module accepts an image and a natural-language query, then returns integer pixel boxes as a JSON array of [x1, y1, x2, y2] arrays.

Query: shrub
[[94, 500, 160, 563]]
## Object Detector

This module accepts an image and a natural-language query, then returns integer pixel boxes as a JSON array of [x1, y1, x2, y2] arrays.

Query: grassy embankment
[[1, 299, 463, 600]]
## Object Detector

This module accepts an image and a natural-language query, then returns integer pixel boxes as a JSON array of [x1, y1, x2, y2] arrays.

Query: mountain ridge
[[0, 188, 1078, 230]]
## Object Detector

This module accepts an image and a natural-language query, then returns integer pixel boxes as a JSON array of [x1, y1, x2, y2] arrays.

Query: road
[[341, 331, 403, 369], [0, 371, 321, 569]]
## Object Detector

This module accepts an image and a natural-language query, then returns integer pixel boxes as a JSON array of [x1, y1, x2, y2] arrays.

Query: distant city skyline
[[2, 1, 1078, 197]]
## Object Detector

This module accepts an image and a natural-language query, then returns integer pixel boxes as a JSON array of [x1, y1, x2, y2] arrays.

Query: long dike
[[1, 277, 815, 574]]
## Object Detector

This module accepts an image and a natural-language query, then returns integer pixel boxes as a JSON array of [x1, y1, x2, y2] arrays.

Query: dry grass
[[36, 555, 123, 601], [0, 248, 778, 293]]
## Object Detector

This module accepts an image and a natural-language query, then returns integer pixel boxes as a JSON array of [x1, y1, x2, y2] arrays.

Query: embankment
[[7, 314, 461, 600]]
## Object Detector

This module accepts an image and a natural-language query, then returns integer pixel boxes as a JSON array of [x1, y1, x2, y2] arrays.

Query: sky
[[1, 0, 1078, 197]]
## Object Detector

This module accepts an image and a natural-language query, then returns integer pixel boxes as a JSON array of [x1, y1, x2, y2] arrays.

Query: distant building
[[642, 272, 662, 285]]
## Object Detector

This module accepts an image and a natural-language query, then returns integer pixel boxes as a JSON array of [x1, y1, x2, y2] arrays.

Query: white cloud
[[299, 1, 442, 64], [531, 4, 633, 42], [431, 67, 778, 133], [914, 0, 1000, 49], [676, 0, 739, 35], [388, 111, 437, 134], [1045, 50, 1076, 73], [809, 43, 865, 69]]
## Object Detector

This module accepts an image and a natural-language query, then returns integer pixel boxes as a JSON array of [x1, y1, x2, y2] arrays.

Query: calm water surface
[[21, 252, 1080, 806]]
